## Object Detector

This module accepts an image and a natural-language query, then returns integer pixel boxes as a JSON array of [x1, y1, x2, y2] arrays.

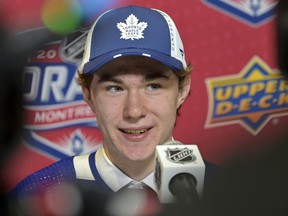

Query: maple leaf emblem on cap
[[117, 14, 148, 41]]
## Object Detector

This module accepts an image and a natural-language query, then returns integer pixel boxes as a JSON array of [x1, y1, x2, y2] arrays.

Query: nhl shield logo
[[204, 0, 277, 26], [60, 27, 89, 64], [166, 147, 196, 163]]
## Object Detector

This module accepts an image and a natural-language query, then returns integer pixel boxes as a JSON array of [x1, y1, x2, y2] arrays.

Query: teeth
[[123, 129, 147, 134]]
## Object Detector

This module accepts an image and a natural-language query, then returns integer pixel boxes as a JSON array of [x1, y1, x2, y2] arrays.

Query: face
[[82, 56, 190, 166]]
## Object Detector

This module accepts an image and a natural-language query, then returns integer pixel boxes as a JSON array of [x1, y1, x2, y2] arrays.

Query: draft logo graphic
[[23, 28, 101, 160], [205, 56, 288, 135], [203, 0, 277, 26]]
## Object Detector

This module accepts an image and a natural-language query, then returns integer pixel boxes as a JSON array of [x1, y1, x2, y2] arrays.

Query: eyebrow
[[97, 75, 121, 84], [144, 73, 171, 82], [97, 72, 171, 84]]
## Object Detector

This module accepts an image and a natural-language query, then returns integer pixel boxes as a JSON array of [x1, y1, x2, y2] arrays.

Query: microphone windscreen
[[154, 143, 205, 203]]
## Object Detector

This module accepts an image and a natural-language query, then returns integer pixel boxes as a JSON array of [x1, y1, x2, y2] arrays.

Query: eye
[[147, 83, 161, 91], [107, 85, 123, 93]]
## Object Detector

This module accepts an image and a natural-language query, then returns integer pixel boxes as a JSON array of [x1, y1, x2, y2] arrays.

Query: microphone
[[154, 141, 205, 204]]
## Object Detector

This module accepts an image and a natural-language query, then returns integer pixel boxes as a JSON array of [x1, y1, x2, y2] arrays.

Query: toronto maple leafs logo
[[117, 14, 148, 40]]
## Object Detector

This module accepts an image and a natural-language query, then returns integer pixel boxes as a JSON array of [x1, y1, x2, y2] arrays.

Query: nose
[[123, 90, 146, 121]]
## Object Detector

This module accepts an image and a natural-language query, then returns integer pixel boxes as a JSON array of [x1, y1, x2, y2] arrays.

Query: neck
[[118, 158, 155, 181], [107, 151, 155, 181]]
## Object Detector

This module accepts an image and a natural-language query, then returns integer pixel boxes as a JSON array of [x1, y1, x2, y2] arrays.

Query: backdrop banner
[[2, 0, 287, 191]]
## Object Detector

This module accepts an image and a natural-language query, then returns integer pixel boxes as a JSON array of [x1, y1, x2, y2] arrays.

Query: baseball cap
[[81, 5, 187, 74]]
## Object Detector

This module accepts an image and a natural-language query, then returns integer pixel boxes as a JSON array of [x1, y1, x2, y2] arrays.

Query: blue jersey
[[8, 151, 219, 200], [8, 152, 113, 200]]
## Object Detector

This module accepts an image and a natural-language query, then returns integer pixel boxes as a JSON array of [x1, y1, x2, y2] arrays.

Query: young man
[[8, 5, 201, 215]]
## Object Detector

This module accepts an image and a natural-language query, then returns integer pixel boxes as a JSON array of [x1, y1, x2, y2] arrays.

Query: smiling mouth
[[121, 129, 149, 134]]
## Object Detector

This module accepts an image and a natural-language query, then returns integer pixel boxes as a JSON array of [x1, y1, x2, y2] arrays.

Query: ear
[[177, 76, 191, 109], [82, 86, 95, 113]]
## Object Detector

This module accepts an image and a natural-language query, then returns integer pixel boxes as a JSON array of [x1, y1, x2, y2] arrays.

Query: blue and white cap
[[81, 5, 187, 74]]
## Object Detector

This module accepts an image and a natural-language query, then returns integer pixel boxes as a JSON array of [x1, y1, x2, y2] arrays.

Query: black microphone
[[154, 141, 205, 204], [277, 0, 288, 75]]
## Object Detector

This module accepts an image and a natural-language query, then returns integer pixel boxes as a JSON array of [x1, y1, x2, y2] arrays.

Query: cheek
[[165, 92, 181, 110], [152, 95, 178, 120], [93, 100, 121, 123]]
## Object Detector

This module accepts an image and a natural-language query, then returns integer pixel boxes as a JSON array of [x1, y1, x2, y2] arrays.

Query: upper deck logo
[[205, 56, 288, 135], [203, 0, 277, 26], [167, 147, 196, 164]]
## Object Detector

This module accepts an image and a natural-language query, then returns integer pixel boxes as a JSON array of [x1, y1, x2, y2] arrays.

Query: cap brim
[[83, 48, 184, 74]]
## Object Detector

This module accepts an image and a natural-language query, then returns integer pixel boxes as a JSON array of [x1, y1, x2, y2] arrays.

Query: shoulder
[[73, 152, 96, 180], [8, 155, 76, 200], [204, 160, 221, 176], [203, 160, 222, 186]]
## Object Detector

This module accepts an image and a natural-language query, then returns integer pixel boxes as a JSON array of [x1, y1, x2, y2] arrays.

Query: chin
[[126, 151, 154, 162]]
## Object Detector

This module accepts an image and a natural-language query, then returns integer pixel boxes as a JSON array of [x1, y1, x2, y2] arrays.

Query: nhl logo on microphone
[[166, 147, 196, 164]]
